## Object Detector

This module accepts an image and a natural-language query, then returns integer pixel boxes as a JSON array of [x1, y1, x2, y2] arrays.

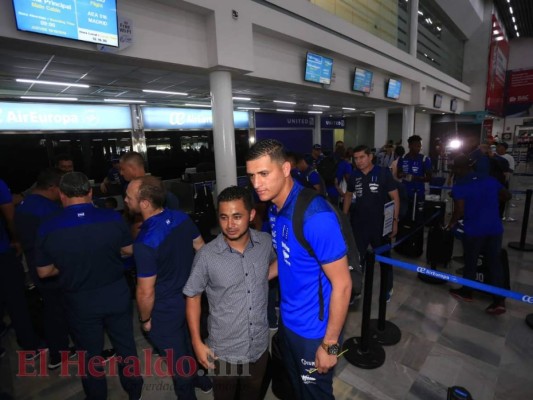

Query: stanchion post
[[342, 251, 385, 369], [509, 189, 533, 252]]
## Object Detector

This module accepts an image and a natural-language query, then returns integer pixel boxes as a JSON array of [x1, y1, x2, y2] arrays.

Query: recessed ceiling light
[[342, 107, 356, 111], [273, 100, 296, 105], [312, 104, 330, 108], [237, 107, 260, 110], [493, 30, 499, 35], [16, 78, 89, 88], [495, 36, 504, 41], [277, 109, 294, 113], [308, 111, 323, 114], [418, 10, 423, 15], [514, 24, 518, 31], [422, 109, 426, 112], [509, 6, 513, 14], [184, 103, 211, 108], [20, 96, 78, 101], [436, 26, 442, 31], [104, 99, 146, 103], [516, 32, 520, 37], [142, 89, 187, 96], [512, 16, 516, 23], [233, 97, 251, 101]]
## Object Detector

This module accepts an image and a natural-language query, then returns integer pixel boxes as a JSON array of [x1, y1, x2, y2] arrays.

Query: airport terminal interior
[[1, 0, 533, 399]]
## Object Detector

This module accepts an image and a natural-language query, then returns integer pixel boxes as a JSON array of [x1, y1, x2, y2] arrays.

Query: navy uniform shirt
[[15, 194, 61, 269], [347, 165, 396, 234], [134, 208, 200, 322], [36, 203, 131, 292], [398, 154, 431, 198], [0, 179, 12, 254]]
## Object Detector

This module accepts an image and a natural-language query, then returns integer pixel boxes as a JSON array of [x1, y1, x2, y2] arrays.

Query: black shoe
[[449, 287, 473, 302], [195, 375, 213, 394], [24, 348, 48, 362], [485, 301, 506, 315], [48, 347, 77, 370], [101, 348, 116, 363]]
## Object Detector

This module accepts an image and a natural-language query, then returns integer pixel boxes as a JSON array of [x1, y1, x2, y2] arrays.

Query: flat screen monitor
[[450, 98, 458, 112], [12, 0, 119, 47], [386, 78, 402, 100], [304, 52, 333, 85], [434, 94, 442, 108], [353, 68, 373, 93]]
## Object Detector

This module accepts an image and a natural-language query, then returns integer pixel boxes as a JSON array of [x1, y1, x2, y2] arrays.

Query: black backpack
[[292, 188, 362, 320], [316, 155, 339, 186]]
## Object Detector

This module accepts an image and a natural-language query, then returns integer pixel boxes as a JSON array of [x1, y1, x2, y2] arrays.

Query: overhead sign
[[141, 107, 249, 129], [0, 102, 132, 131], [321, 118, 345, 129], [255, 112, 315, 128]]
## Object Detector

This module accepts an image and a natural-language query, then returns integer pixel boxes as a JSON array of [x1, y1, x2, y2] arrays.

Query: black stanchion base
[[417, 272, 446, 284], [526, 314, 533, 329], [368, 320, 401, 346], [342, 336, 385, 369], [508, 242, 533, 252]]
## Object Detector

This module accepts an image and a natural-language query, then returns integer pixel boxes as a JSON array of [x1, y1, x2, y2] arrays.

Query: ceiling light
[[142, 89, 187, 96], [20, 96, 78, 101], [16, 78, 89, 88], [512, 16, 516, 23], [232, 97, 251, 101], [507, 0, 510, 3], [418, 10, 423, 15], [449, 139, 462, 149], [277, 109, 294, 113], [342, 107, 356, 111], [312, 104, 329, 108], [184, 103, 211, 108], [436, 26, 442, 31], [516, 32, 520, 37], [104, 99, 146, 103], [495, 36, 504, 41], [237, 107, 260, 110], [273, 100, 296, 105], [509, 6, 513, 14], [493, 30, 499, 35], [427, 18, 433, 24], [514, 24, 518, 31], [308, 111, 322, 114]]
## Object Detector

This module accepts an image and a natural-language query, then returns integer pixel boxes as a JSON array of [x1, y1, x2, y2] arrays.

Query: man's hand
[[389, 220, 398, 239], [192, 340, 217, 370], [314, 345, 337, 374]]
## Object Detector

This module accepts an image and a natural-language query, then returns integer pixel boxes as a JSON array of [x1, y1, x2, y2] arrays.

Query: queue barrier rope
[[375, 254, 533, 305]]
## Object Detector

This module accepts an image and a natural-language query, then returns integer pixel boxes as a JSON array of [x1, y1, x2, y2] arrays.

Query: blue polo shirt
[[36, 203, 131, 292], [398, 154, 431, 197], [270, 182, 346, 339], [15, 194, 61, 272], [452, 173, 503, 237], [347, 165, 396, 235], [326, 160, 352, 199], [134, 208, 200, 322], [0, 179, 12, 253]]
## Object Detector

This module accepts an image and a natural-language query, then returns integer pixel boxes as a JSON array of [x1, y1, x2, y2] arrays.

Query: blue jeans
[[279, 324, 334, 400], [462, 234, 504, 301]]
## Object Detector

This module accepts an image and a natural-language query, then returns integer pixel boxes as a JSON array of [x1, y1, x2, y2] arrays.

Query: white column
[[374, 108, 389, 149], [402, 106, 416, 146], [313, 115, 321, 145], [410, 0, 419, 57], [210, 70, 236, 192]]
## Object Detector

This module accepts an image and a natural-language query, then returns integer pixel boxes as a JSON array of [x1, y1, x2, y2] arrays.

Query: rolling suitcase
[[395, 194, 424, 258], [426, 225, 454, 267]]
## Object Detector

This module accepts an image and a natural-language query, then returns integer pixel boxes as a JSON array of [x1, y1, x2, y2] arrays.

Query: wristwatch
[[321, 342, 340, 356]]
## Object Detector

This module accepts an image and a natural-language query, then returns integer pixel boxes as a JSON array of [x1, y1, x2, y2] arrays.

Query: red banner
[[485, 14, 509, 117]]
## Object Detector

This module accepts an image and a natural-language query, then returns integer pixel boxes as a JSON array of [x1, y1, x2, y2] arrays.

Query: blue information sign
[[12, 0, 119, 47], [353, 68, 373, 93], [304, 53, 333, 85], [142, 107, 249, 130], [255, 113, 315, 128], [386, 79, 402, 100], [0, 102, 132, 130]]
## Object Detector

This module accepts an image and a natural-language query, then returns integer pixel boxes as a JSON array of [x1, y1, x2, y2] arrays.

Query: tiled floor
[[1, 175, 532, 399]]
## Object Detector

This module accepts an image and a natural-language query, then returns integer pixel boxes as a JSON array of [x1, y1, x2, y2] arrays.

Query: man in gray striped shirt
[[184, 186, 276, 400]]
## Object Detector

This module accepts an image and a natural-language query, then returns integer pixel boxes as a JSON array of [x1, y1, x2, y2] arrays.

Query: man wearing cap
[[306, 144, 325, 168], [36, 172, 143, 399]]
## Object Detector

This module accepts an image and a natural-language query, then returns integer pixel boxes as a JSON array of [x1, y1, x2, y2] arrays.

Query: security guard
[[36, 172, 143, 400]]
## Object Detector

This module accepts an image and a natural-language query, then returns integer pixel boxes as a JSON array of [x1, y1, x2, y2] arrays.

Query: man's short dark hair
[[136, 175, 165, 209], [395, 145, 406, 157], [35, 167, 63, 190], [60, 172, 91, 198], [217, 186, 254, 212], [246, 139, 286, 164], [54, 153, 72, 166], [497, 142, 509, 150], [407, 135, 422, 145], [353, 145, 372, 155], [120, 152, 146, 168]]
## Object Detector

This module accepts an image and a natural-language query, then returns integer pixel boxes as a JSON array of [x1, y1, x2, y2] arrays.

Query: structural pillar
[[409, 0, 419, 57], [210, 70, 237, 192], [313, 115, 321, 146], [402, 106, 416, 147], [374, 108, 389, 149]]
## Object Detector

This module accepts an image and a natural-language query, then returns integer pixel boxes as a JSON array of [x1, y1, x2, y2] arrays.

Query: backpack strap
[[293, 188, 326, 321]]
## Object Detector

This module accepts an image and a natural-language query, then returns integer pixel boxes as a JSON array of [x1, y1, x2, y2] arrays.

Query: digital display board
[[386, 78, 402, 100], [434, 94, 442, 108], [353, 68, 373, 93], [12, 0, 119, 47], [304, 52, 333, 85]]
